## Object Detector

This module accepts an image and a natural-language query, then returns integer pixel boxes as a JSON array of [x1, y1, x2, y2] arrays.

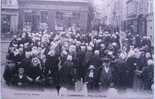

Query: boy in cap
[[85, 65, 96, 90]]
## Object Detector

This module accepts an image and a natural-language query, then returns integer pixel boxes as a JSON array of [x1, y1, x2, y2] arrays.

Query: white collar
[[104, 66, 109, 73]]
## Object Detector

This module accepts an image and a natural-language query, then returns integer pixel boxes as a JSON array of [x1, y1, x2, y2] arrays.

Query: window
[[2, 0, 7, 5], [1, 15, 11, 33], [24, 13, 32, 23], [23, 12, 32, 32], [55, 11, 64, 30], [56, 11, 64, 20], [8, 0, 12, 5], [41, 11, 48, 23], [72, 12, 80, 19], [148, 0, 153, 14]]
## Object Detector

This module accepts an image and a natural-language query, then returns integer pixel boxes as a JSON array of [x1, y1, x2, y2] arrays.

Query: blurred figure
[[3, 60, 16, 85], [142, 59, 154, 90], [85, 65, 96, 90], [44, 49, 59, 86], [59, 55, 75, 89]]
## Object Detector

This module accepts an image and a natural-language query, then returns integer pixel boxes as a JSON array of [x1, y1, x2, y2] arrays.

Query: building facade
[[146, 0, 154, 44], [112, 0, 123, 32], [126, 0, 139, 35], [18, 0, 92, 32], [97, 0, 128, 32], [126, 0, 153, 38], [1, 0, 19, 34]]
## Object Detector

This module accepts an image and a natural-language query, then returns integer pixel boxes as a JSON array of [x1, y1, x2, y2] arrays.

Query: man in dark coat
[[125, 56, 137, 88], [141, 37, 151, 49], [142, 59, 154, 90], [9, 35, 19, 47], [134, 34, 141, 48], [112, 57, 127, 90], [44, 49, 59, 86], [26, 57, 43, 85], [20, 32, 32, 44], [20, 50, 32, 71], [85, 46, 93, 65], [59, 55, 75, 89], [95, 57, 114, 90], [3, 60, 16, 85], [90, 50, 101, 68], [12, 67, 28, 86], [99, 43, 106, 58], [77, 45, 86, 80], [125, 51, 143, 89]]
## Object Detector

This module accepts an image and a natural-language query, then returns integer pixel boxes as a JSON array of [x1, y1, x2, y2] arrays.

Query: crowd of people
[[3, 28, 154, 92]]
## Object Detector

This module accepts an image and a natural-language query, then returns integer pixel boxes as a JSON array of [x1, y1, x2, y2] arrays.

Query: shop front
[[126, 17, 138, 35], [1, 0, 19, 36], [19, 0, 91, 32]]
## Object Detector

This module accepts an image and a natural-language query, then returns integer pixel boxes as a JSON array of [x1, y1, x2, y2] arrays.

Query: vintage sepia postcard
[[1, 0, 154, 99]]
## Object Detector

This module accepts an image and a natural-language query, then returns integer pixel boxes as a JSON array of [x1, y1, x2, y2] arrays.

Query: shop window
[[72, 12, 80, 19], [150, 27, 152, 29], [23, 12, 32, 32], [24, 12, 32, 24], [1, 15, 11, 33], [56, 11, 64, 20], [41, 11, 48, 23], [2, 0, 7, 5], [56, 11, 64, 25], [8, 0, 12, 5]]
